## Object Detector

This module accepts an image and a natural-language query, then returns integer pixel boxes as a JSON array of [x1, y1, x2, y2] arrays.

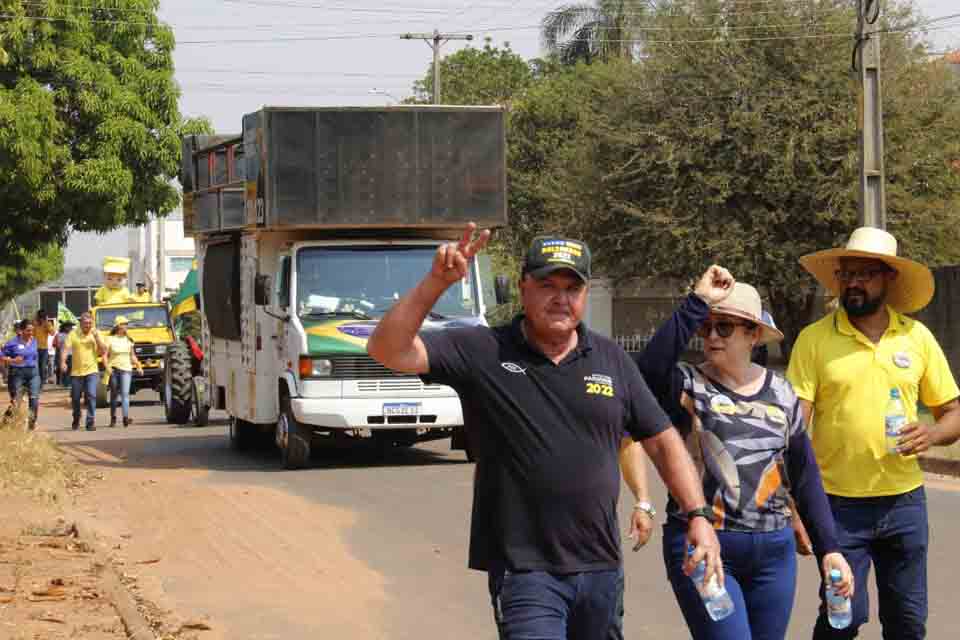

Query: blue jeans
[[488, 568, 621, 640], [664, 522, 797, 640], [109, 369, 132, 420], [71, 372, 99, 427], [812, 487, 928, 640], [37, 349, 48, 384], [8, 366, 40, 421]]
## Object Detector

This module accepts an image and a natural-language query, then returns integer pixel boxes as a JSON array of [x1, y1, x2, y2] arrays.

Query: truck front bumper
[[290, 396, 464, 430]]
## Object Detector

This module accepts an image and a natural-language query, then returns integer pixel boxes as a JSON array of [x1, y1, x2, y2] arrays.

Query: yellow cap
[[113, 315, 129, 328], [103, 256, 130, 275]]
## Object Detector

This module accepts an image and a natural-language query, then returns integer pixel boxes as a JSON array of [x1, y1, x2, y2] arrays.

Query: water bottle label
[[885, 415, 906, 437], [828, 599, 851, 615]]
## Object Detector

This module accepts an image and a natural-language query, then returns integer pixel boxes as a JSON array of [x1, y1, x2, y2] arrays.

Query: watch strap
[[686, 506, 715, 524]]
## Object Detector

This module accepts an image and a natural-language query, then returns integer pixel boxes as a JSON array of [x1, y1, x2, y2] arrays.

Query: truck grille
[[330, 356, 410, 379], [134, 344, 161, 358], [357, 379, 428, 393]]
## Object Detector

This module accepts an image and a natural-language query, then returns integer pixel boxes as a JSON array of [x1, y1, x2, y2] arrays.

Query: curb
[[71, 519, 156, 640]]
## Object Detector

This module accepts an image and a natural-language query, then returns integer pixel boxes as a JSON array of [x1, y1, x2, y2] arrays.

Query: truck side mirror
[[254, 274, 270, 306], [494, 275, 512, 306]]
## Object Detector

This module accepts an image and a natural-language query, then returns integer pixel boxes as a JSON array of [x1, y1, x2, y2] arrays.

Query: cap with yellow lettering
[[522, 237, 591, 284]]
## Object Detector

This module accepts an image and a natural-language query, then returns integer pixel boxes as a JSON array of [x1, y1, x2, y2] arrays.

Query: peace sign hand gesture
[[430, 223, 492, 285]]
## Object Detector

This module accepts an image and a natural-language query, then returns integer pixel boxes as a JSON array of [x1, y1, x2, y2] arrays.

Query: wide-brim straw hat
[[799, 227, 934, 314], [710, 283, 784, 344]]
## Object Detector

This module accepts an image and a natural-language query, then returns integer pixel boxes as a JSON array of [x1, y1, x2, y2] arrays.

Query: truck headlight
[[299, 357, 332, 378], [155, 345, 167, 355]]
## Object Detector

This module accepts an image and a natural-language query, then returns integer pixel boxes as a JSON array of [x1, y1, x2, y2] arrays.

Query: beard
[[841, 287, 885, 317]]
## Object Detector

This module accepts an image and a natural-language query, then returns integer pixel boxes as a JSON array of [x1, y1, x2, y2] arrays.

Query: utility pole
[[401, 29, 473, 104], [855, 0, 886, 229]]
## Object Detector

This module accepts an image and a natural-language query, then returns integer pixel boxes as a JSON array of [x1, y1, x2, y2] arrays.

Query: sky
[[65, 0, 960, 268]]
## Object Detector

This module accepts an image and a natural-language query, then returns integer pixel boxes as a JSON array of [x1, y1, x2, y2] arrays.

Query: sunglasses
[[834, 268, 890, 284], [697, 320, 754, 339]]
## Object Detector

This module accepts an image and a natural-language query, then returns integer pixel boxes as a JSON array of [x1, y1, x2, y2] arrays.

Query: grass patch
[[0, 395, 84, 503]]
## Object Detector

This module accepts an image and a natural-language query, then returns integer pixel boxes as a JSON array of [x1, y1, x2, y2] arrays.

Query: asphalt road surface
[[36, 388, 960, 639]]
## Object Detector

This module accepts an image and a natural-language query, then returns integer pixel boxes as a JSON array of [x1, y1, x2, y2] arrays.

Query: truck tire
[[95, 376, 110, 409], [277, 396, 311, 470], [229, 417, 258, 451], [192, 378, 210, 427], [163, 343, 193, 425]]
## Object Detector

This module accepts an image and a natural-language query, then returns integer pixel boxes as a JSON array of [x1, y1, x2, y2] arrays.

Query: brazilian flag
[[57, 302, 78, 325], [171, 261, 200, 321]]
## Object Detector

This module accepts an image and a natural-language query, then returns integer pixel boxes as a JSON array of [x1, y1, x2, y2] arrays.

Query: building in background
[[128, 206, 195, 302]]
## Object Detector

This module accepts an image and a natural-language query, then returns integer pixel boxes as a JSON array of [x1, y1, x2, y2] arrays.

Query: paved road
[[35, 387, 960, 639]]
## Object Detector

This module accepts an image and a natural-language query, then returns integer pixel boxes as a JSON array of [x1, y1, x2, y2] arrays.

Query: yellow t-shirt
[[68, 329, 103, 377], [786, 306, 959, 497], [35, 322, 51, 349], [130, 292, 152, 303], [106, 335, 135, 371]]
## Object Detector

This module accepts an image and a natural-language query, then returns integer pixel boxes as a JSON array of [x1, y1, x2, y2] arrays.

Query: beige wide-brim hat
[[710, 283, 784, 344], [799, 227, 934, 314]]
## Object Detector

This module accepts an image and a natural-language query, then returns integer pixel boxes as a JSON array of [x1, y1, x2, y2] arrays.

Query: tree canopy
[[0, 0, 196, 281], [425, 1, 960, 351], [0, 243, 63, 305]]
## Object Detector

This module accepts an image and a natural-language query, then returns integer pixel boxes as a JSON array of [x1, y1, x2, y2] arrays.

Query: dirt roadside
[[12, 388, 389, 640]]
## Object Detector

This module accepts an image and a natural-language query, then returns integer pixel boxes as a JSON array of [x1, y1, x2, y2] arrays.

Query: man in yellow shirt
[[130, 282, 152, 303], [59, 312, 107, 431], [787, 227, 960, 639], [34, 310, 52, 386]]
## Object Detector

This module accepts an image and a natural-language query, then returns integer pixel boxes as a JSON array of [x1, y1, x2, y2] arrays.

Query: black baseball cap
[[522, 237, 592, 283]]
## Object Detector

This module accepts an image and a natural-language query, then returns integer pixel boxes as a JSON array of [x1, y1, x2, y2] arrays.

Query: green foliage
[[0, 1, 193, 274], [0, 243, 63, 304], [539, 0, 960, 351], [411, 39, 536, 105]]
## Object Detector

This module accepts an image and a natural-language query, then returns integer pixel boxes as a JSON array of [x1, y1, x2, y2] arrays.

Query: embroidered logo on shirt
[[584, 373, 615, 397], [501, 362, 527, 375], [893, 352, 912, 369]]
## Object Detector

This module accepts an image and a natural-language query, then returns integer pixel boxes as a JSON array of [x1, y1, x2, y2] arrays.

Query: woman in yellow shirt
[[103, 316, 142, 428]]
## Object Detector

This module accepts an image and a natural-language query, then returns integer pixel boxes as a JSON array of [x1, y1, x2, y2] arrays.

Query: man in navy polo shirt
[[368, 224, 722, 640]]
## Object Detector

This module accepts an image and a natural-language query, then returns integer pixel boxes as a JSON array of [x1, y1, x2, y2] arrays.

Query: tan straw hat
[[711, 283, 784, 344], [799, 227, 934, 313]]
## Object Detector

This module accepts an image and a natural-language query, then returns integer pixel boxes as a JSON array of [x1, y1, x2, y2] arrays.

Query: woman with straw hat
[[645, 282, 852, 640], [103, 316, 143, 428], [787, 227, 960, 639]]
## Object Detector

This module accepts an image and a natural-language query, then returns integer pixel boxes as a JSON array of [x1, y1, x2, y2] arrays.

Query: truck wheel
[[163, 343, 193, 425], [192, 378, 210, 427], [277, 396, 311, 470], [95, 376, 110, 409], [229, 417, 258, 451]]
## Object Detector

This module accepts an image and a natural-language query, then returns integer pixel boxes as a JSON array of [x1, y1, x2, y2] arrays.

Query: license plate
[[383, 403, 420, 417]]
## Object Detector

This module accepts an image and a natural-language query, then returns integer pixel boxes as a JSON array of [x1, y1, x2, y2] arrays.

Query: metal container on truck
[[178, 106, 509, 468]]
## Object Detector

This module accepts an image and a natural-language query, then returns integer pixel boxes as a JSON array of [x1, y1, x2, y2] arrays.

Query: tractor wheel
[[163, 342, 193, 425]]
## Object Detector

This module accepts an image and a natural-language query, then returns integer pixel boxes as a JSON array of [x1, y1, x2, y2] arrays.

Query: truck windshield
[[296, 246, 480, 319], [96, 306, 170, 330]]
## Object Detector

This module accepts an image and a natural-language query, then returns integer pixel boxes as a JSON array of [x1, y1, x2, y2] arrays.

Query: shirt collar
[[834, 305, 908, 341], [510, 314, 593, 356]]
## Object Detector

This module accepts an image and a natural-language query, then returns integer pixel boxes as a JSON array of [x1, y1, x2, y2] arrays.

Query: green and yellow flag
[[57, 302, 78, 325], [171, 261, 200, 321]]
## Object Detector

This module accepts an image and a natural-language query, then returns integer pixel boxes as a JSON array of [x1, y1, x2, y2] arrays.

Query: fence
[[614, 333, 705, 354]]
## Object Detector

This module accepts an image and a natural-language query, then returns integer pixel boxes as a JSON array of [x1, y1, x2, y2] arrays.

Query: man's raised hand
[[430, 223, 492, 285], [694, 265, 735, 305]]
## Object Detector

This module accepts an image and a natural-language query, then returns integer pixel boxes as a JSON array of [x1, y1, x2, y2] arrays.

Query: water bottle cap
[[829, 569, 842, 582], [890, 388, 900, 398]]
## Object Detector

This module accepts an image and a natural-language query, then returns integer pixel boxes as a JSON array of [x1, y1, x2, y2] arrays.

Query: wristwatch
[[687, 506, 715, 524], [633, 501, 656, 518]]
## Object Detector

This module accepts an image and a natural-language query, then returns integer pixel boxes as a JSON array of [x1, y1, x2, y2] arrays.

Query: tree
[[540, 0, 649, 65], [0, 243, 63, 305], [0, 1, 193, 275], [410, 40, 536, 106], [539, 0, 960, 353]]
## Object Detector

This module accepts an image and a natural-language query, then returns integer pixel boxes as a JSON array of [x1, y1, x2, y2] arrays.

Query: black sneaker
[[86, 424, 96, 432], [72, 420, 79, 431], [123, 418, 131, 428], [109, 417, 117, 428]]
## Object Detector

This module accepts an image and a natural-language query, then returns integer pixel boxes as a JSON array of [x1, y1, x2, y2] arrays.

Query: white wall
[[586, 278, 614, 338], [127, 208, 195, 300]]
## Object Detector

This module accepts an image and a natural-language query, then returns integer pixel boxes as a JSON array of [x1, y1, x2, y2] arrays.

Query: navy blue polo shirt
[[421, 315, 671, 574]]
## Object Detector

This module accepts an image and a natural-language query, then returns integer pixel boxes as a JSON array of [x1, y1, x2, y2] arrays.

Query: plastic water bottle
[[885, 388, 907, 455], [825, 569, 852, 629], [688, 545, 734, 621]]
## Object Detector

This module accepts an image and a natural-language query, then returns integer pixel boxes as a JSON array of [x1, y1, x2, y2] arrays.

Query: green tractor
[[162, 265, 210, 427]]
